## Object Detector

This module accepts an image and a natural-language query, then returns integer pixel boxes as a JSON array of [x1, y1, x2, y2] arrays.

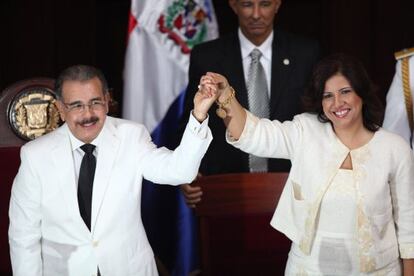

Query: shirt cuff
[[188, 111, 209, 139], [400, 243, 414, 259]]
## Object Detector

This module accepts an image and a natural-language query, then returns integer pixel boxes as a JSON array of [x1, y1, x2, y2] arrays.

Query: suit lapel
[[221, 32, 292, 116], [52, 125, 90, 232], [90, 118, 120, 233], [270, 30, 292, 117], [221, 34, 249, 108]]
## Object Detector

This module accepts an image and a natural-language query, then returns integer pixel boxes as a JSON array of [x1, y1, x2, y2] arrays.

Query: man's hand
[[193, 75, 219, 122], [180, 173, 204, 208]]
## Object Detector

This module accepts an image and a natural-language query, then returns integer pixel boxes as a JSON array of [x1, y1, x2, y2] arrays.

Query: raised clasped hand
[[205, 72, 231, 103], [193, 72, 230, 122], [193, 73, 219, 122]]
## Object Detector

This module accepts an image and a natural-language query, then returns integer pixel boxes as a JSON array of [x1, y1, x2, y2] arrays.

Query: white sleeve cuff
[[188, 111, 209, 139]]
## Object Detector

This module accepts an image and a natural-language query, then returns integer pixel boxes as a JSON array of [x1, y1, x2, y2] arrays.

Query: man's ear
[[104, 93, 111, 114], [228, 0, 238, 15], [275, 0, 282, 13]]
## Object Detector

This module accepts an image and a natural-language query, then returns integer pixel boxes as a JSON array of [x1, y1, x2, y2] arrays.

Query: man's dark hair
[[55, 65, 108, 99], [302, 53, 384, 132]]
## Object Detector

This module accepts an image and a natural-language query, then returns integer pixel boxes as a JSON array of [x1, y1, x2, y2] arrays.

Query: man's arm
[[9, 146, 43, 276], [178, 45, 210, 206], [142, 82, 215, 185], [175, 45, 207, 146], [383, 59, 412, 144]]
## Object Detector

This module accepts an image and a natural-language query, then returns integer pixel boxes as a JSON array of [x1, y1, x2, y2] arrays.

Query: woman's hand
[[205, 72, 232, 102], [204, 72, 246, 139]]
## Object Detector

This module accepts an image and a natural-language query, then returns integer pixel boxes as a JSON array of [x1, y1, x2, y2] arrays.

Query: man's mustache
[[78, 117, 99, 125]]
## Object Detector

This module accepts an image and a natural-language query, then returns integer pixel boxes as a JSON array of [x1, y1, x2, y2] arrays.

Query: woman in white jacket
[[197, 54, 414, 275]]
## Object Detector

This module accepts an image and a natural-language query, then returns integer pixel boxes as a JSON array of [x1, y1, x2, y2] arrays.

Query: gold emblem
[[216, 107, 227, 118], [8, 88, 61, 140]]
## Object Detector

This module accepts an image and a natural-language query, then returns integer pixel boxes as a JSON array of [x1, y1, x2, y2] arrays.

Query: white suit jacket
[[383, 55, 414, 147], [9, 115, 212, 276], [229, 112, 414, 271]]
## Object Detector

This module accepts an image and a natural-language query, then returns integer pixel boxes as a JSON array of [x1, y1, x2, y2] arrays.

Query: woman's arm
[[389, 140, 414, 268], [200, 72, 247, 140], [403, 258, 414, 276], [199, 72, 301, 159]]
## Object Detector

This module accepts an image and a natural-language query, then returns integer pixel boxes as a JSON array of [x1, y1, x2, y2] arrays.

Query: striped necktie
[[247, 48, 269, 172]]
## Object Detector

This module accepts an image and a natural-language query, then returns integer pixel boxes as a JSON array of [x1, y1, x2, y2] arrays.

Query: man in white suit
[[383, 47, 414, 148], [8, 65, 213, 276]]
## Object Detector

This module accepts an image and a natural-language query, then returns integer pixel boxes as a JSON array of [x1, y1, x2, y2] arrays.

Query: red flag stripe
[[128, 11, 138, 36]]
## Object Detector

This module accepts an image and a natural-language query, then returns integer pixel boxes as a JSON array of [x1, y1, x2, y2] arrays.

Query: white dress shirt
[[238, 28, 273, 97]]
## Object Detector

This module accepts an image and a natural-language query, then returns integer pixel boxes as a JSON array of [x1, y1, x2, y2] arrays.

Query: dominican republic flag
[[123, 0, 218, 275]]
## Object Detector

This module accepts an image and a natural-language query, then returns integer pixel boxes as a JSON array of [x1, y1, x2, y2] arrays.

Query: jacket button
[[92, 240, 99, 247]]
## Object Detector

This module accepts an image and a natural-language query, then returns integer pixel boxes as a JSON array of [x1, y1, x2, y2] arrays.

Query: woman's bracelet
[[215, 86, 235, 118]]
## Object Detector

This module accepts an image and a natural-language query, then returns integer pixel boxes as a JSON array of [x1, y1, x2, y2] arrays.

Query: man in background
[[179, 0, 320, 205], [383, 47, 414, 148]]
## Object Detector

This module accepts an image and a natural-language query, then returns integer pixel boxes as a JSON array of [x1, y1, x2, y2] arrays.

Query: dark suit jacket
[[180, 29, 320, 175]]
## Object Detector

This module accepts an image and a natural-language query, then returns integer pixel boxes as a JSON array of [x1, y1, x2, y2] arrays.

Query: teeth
[[334, 109, 349, 117]]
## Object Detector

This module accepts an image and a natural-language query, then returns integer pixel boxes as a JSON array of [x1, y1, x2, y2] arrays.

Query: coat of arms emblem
[[8, 87, 61, 140], [158, 0, 214, 54]]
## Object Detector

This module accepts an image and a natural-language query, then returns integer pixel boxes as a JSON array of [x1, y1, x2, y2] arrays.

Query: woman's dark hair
[[55, 65, 108, 99], [302, 53, 384, 132]]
